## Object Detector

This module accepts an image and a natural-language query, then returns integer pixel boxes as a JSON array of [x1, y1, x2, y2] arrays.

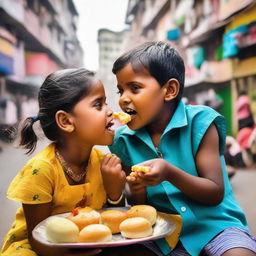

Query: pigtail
[[19, 116, 39, 155]]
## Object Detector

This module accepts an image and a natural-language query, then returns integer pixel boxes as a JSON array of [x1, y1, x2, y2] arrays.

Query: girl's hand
[[129, 159, 171, 186], [101, 154, 126, 200]]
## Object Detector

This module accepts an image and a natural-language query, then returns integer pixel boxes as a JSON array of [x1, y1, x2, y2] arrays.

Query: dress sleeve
[[7, 159, 54, 204], [191, 107, 226, 156]]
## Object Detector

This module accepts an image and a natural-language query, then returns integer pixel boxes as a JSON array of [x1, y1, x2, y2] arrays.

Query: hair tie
[[31, 116, 40, 122]]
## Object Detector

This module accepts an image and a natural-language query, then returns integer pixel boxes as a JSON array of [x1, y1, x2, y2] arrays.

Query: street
[[0, 140, 255, 247]]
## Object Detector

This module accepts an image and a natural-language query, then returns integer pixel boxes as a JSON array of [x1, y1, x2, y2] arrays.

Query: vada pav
[[119, 217, 153, 239], [78, 224, 112, 243], [67, 206, 100, 230], [127, 205, 157, 225], [101, 209, 127, 234], [45, 217, 79, 243]]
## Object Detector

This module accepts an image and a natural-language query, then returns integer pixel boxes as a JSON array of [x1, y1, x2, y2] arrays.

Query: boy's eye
[[117, 88, 123, 95]]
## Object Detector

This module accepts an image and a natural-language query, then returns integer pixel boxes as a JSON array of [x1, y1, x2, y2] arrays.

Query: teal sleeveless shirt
[[109, 101, 248, 256]]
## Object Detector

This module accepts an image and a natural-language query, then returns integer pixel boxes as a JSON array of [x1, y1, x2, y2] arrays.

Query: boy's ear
[[55, 110, 74, 133], [163, 78, 180, 101]]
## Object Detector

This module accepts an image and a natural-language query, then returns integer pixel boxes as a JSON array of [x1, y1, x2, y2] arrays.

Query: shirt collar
[[121, 100, 188, 135]]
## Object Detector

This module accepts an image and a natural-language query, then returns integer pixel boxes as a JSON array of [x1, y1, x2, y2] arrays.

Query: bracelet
[[107, 192, 124, 205]]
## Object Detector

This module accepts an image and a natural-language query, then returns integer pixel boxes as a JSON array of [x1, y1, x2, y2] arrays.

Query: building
[[98, 28, 129, 111], [0, 0, 83, 131], [124, 0, 256, 136]]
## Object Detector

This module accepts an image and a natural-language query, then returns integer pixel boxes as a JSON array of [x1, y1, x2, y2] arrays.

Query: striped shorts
[[143, 227, 256, 256]]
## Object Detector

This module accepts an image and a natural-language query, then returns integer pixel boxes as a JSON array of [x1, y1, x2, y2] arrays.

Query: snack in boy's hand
[[45, 217, 79, 243], [67, 206, 100, 230], [119, 217, 153, 239], [131, 165, 151, 173], [127, 205, 157, 225], [101, 209, 127, 234], [112, 112, 131, 125], [78, 224, 112, 243]]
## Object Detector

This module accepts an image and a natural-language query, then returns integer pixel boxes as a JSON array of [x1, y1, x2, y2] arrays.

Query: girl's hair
[[112, 41, 185, 102], [19, 68, 95, 154]]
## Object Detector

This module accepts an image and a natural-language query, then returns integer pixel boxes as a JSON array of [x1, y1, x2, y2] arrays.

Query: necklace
[[55, 150, 88, 182]]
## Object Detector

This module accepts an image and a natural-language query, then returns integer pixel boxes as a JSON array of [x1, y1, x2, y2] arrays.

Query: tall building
[[124, 0, 256, 136], [98, 28, 128, 111], [0, 0, 83, 129]]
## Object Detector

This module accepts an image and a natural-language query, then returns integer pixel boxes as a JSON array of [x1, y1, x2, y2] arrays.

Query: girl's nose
[[107, 108, 113, 117]]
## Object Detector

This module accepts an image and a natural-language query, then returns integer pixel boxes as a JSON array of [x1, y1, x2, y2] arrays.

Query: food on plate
[[67, 207, 100, 230], [127, 205, 157, 225], [119, 217, 153, 239], [78, 224, 112, 243], [112, 112, 131, 125], [131, 165, 151, 173], [101, 209, 127, 234], [45, 217, 79, 243]]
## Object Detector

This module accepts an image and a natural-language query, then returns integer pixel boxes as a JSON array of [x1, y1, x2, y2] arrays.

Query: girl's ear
[[163, 78, 180, 101], [55, 110, 74, 133]]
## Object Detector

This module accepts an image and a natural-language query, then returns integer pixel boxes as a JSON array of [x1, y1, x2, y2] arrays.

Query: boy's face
[[115, 64, 166, 130]]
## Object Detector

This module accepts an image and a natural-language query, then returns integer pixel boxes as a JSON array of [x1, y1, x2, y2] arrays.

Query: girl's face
[[71, 80, 114, 146], [116, 64, 166, 130]]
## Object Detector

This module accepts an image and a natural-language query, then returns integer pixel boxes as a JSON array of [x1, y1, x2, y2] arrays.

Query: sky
[[73, 0, 129, 71]]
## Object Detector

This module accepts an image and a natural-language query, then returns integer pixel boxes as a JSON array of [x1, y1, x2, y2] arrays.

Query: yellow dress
[[0, 143, 107, 256]]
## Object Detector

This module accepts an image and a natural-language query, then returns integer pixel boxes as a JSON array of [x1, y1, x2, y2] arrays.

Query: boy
[[109, 41, 256, 256]]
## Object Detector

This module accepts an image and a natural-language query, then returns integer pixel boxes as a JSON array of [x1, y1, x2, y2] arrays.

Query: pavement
[[0, 140, 255, 248]]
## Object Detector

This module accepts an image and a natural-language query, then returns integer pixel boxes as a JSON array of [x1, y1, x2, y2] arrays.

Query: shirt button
[[181, 206, 186, 212]]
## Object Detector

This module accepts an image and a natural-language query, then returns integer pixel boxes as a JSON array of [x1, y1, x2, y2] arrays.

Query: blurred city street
[[0, 140, 255, 246]]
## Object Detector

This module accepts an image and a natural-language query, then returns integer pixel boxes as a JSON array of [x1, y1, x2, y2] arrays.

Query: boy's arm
[[134, 124, 224, 205]]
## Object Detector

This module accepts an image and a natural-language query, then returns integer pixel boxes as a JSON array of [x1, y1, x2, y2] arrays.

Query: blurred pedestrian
[[0, 68, 125, 256]]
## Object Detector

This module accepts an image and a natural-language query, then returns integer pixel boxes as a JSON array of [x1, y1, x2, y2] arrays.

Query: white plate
[[32, 207, 176, 248]]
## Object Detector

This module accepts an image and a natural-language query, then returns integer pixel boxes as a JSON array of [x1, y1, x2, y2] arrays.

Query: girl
[[0, 68, 126, 256]]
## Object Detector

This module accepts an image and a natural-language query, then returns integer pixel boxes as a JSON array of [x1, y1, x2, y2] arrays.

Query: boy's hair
[[19, 68, 95, 154], [112, 41, 185, 101]]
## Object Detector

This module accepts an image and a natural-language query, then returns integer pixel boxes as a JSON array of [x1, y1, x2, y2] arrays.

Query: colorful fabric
[[0, 143, 106, 256], [236, 95, 251, 120], [109, 101, 248, 256]]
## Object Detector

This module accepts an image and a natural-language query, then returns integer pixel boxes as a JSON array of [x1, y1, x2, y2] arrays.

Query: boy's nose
[[120, 96, 131, 105]]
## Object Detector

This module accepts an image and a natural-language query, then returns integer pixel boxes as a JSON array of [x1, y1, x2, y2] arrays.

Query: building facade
[[0, 0, 83, 132], [124, 0, 256, 136]]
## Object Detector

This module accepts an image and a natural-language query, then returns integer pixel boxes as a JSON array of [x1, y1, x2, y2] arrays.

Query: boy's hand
[[129, 159, 171, 186], [101, 154, 126, 200]]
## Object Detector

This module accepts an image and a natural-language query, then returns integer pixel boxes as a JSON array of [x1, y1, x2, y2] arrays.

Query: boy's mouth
[[125, 108, 137, 116]]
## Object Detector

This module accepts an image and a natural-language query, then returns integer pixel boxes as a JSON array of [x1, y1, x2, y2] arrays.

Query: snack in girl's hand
[[67, 206, 100, 230], [131, 165, 151, 173], [112, 112, 131, 125], [45, 217, 79, 243]]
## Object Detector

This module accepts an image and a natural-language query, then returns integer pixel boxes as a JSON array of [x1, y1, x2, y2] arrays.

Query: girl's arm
[[135, 124, 224, 205], [23, 203, 101, 256]]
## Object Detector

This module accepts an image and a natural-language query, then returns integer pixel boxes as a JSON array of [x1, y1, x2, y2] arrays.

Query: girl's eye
[[94, 102, 103, 109], [131, 85, 140, 93]]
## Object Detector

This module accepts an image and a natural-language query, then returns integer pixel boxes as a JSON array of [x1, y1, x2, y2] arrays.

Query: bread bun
[[119, 217, 153, 239], [127, 205, 157, 225], [45, 217, 79, 243], [101, 210, 127, 234], [67, 207, 100, 230], [78, 224, 112, 243]]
